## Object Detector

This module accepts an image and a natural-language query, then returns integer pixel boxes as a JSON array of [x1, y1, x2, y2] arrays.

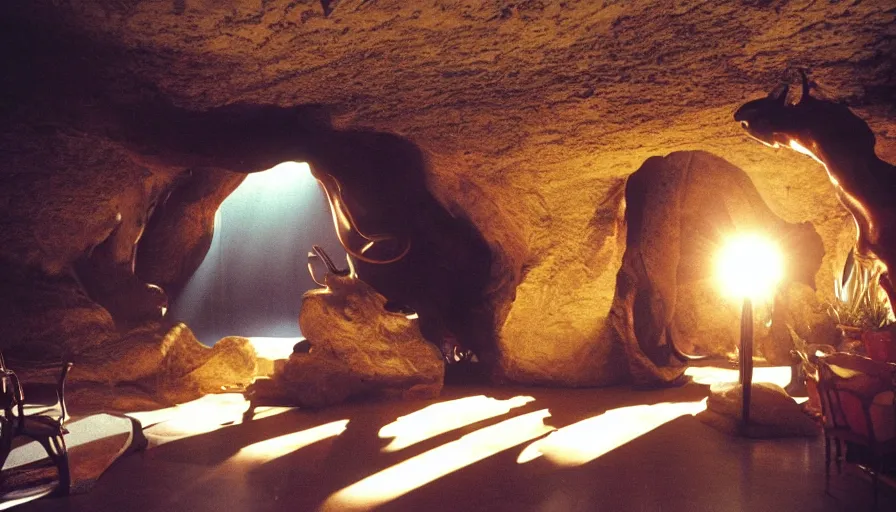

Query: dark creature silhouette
[[735, 72, 896, 308]]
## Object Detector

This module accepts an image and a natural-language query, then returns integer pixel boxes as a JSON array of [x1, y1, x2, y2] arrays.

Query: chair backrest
[[0, 351, 20, 413], [817, 353, 896, 445]]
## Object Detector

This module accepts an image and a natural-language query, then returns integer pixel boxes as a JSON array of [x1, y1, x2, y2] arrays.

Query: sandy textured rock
[[267, 273, 445, 407], [609, 151, 825, 385], [135, 169, 246, 295], [1, 2, 893, 385], [0, 264, 118, 359], [150, 334, 258, 403], [699, 381, 820, 438], [31, 323, 259, 406]]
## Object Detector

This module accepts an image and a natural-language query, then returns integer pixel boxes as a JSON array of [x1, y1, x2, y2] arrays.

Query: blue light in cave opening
[[168, 162, 346, 346]]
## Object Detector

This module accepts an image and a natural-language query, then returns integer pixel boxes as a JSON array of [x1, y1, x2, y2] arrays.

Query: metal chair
[[816, 353, 896, 507], [0, 353, 73, 495]]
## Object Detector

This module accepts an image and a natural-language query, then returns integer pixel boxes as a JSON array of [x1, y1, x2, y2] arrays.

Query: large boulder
[[610, 151, 825, 386], [20, 323, 258, 407], [0, 263, 118, 359], [263, 272, 444, 408], [698, 381, 820, 438]]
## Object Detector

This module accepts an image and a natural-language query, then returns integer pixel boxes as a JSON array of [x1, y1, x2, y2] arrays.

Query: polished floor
[[16, 378, 895, 512]]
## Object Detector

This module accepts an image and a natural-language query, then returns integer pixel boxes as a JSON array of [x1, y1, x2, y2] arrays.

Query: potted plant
[[787, 325, 837, 417], [827, 259, 895, 361]]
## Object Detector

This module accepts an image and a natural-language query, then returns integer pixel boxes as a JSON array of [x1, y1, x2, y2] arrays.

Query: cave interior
[[1, 1, 895, 511]]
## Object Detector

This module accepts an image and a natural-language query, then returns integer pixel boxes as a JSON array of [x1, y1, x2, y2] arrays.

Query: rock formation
[[698, 382, 821, 438], [15, 323, 257, 408], [256, 265, 444, 408], [0, 2, 892, 389], [610, 151, 825, 386]]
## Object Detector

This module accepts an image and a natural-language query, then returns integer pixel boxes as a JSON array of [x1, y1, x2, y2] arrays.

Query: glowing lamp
[[715, 234, 783, 301], [716, 233, 784, 426]]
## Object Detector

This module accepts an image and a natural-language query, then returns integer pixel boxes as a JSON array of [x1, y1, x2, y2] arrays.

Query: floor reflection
[[232, 420, 349, 463], [126, 394, 293, 446], [324, 410, 554, 511], [378, 395, 535, 452], [518, 401, 707, 467], [685, 365, 792, 388]]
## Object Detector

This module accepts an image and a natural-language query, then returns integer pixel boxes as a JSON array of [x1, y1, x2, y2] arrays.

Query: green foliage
[[827, 262, 895, 332]]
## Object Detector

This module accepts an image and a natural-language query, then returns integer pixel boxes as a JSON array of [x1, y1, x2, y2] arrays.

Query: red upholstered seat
[[816, 353, 896, 507]]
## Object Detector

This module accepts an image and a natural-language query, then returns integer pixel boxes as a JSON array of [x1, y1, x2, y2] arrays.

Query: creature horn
[[306, 244, 352, 286], [768, 84, 789, 104], [312, 245, 347, 275]]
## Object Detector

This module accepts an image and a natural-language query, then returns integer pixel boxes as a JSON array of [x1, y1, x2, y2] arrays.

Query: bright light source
[[378, 395, 535, 452], [716, 233, 784, 300], [233, 420, 349, 463]]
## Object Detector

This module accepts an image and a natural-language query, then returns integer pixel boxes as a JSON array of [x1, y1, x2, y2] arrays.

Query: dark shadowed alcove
[[307, 131, 497, 363]]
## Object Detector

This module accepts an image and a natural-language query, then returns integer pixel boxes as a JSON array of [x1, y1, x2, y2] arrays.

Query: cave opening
[[168, 161, 345, 347]]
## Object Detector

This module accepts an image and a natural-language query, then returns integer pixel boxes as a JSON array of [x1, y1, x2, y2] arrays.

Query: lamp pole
[[738, 297, 754, 425]]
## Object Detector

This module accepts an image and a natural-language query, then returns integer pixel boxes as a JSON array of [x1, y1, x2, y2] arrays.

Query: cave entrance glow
[[169, 162, 345, 345]]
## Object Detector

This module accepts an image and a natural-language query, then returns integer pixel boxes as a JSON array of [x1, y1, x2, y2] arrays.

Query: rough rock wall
[[1, 1, 894, 385], [611, 151, 825, 386]]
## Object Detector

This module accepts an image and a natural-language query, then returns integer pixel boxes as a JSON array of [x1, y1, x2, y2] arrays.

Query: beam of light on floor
[[378, 395, 535, 452], [685, 365, 792, 388], [0, 483, 57, 511], [3, 414, 135, 470], [516, 400, 707, 467], [126, 393, 293, 446], [231, 419, 349, 464], [323, 409, 555, 511]]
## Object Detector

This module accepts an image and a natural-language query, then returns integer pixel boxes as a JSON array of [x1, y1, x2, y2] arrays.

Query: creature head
[[733, 83, 796, 149], [734, 72, 876, 158]]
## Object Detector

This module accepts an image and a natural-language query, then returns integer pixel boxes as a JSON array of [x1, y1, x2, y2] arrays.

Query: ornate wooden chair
[[0, 353, 73, 495], [816, 353, 896, 507]]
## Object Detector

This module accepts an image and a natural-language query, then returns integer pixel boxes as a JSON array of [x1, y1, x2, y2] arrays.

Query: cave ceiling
[[2, 0, 895, 385], [8, 2, 894, 167]]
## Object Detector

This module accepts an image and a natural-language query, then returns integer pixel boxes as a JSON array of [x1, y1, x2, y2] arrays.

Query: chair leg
[[0, 418, 12, 488], [824, 436, 831, 492], [835, 439, 843, 475], [871, 466, 879, 511], [37, 434, 71, 495], [52, 435, 70, 495], [872, 458, 885, 511], [242, 400, 257, 424], [0, 417, 12, 471]]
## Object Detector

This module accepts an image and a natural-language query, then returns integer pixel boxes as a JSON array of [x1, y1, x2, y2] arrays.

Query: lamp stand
[[738, 297, 753, 425]]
